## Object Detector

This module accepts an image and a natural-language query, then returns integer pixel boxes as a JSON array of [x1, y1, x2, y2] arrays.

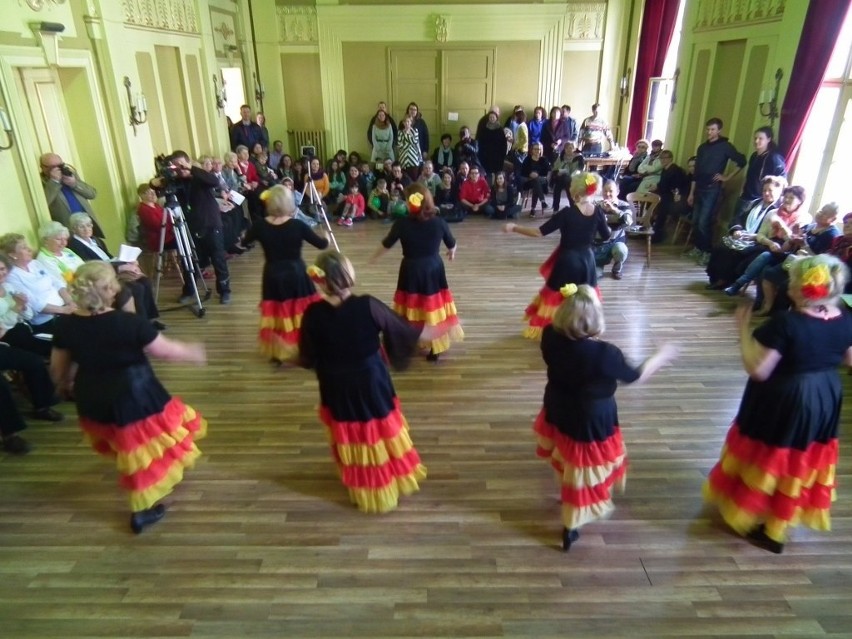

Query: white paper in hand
[[117, 244, 142, 262], [229, 190, 246, 206]]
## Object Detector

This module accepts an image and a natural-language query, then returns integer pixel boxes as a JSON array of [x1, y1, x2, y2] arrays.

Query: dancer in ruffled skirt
[[533, 283, 676, 550], [504, 172, 610, 339], [50, 262, 207, 533], [372, 183, 463, 361], [704, 255, 852, 553], [247, 184, 329, 363], [299, 250, 448, 513]]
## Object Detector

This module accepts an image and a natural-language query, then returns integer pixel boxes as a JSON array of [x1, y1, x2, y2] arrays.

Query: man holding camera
[[40, 152, 105, 238], [158, 151, 232, 305]]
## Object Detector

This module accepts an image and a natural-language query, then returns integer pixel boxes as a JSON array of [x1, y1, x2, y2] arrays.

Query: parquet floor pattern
[[1, 216, 851, 639]]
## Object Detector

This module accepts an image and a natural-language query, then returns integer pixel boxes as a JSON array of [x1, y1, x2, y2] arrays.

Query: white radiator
[[288, 130, 326, 161]]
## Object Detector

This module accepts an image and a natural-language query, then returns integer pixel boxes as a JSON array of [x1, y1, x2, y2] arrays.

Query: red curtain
[[779, 0, 851, 169], [626, 0, 682, 146]]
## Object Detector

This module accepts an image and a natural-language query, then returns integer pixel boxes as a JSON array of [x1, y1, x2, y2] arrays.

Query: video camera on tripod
[[151, 154, 211, 317]]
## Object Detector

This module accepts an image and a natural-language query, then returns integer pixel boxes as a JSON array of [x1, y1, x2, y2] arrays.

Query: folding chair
[[625, 192, 660, 266]]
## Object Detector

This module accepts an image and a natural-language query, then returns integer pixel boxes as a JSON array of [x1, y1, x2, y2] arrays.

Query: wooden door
[[443, 49, 494, 139], [389, 49, 440, 149], [19, 67, 77, 163]]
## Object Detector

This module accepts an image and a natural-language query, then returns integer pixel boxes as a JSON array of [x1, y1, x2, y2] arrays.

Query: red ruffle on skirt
[[319, 397, 426, 514], [80, 398, 207, 512], [704, 421, 838, 543], [393, 289, 464, 355], [258, 293, 321, 361], [533, 409, 627, 529], [523, 284, 602, 340]]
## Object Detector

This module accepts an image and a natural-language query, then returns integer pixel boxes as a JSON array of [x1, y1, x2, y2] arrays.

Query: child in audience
[[533, 283, 677, 550], [435, 170, 459, 222], [338, 183, 365, 227], [368, 178, 390, 220], [359, 162, 376, 196], [327, 160, 347, 203]]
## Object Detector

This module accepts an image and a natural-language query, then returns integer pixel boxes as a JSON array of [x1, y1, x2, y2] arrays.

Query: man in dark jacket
[[167, 151, 231, 304], [686, 118, 747, 265], [229, 105, 267, 152]]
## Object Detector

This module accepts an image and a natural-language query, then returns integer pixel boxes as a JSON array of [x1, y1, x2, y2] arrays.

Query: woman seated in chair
[[753, 203, 842, 315], [483, 172, 520, 220], [67, 213, 164, 329], [704, 175, 786, 290]]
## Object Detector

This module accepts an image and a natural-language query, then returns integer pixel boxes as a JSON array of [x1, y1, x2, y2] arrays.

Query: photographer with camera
[[153, 151, 232, 305], [40, 152, 106, 239]]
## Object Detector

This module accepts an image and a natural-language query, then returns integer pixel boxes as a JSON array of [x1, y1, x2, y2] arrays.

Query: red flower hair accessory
[[584, 173, 597, 196]]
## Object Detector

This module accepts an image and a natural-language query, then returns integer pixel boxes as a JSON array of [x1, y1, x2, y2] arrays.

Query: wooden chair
[[625, 192, 660, 266], [672, 215, 693, 245]]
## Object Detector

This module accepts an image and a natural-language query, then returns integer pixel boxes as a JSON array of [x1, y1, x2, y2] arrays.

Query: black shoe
[[746, 524, 784, 554], [426, 350, 439, 362], [562, 527, 580, 552], [705, 281, 727, 290], [151, 320, 167, 331], [220, 292, 232, 305], [227, 246, 246, 255], [2, 434, 31, 455], [130, 504, 166, 534], [33, 408, 63, 422]]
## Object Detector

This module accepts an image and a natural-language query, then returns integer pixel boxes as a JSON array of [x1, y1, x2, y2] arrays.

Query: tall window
[[791, 9, 852, 212], [644, 0, 687, 143]]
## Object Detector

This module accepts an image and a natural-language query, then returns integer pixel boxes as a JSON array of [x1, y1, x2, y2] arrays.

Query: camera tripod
[[302, 178, 339, 251], [152, 192, 211, 318]]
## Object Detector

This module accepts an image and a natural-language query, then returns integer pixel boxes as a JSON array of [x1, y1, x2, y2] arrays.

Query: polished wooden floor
[[2, 216, 851, 639]]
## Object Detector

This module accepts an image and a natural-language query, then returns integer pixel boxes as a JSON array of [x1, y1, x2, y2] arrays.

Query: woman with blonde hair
[[504, 171, 611, 339], [243, 184, 328, 363], [299, 250, 448, 513], [705, 255, 852, 553], [50, 262, 207, 534], [534, 284, 677, 550]]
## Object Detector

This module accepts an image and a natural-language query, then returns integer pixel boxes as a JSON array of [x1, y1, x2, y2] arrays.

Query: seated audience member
[[456, 161, 471, 184], [327, 160, 347, 204], [458, 166, 490, 217], [136, 184, 175, 253], [483, 171, 520, 220], [387, 163, 412, 200], [67, 213, 164, 328], [367, 178, 390, 220], [520, 143, 552, 217], [306, 157, 330, 200], [0, 373, 32, 454], [432, 133, 454, 172], [348, 152, 362, 170], [0, 253, 52, 359], [634, 140, 664, 194], [649, 151, 689, 242], [278, 154, 295, 182], [337, 182, 365, 227], [755, 202, 842, 315], [704, 175, 785, 289], [1, 234, 75, 336], [435, 170, 461, 222], [830, 212, 852, 293], [592, 180, 633, 280], [379, 158, 394, 182], [327, 150, 348, 175], [221, 152, 244, 192], [0, 335, 62, 432], [418, 160, 441, 195], [282, 177, 318, 228], [723, 185, 811, 296], [292, 157, 308, 192], [550, 142, 585, 211], [617, 140, 650, 194], [359, 162, 376, 197], [35, 222, 85, 287], [255, 153, 279, 189]]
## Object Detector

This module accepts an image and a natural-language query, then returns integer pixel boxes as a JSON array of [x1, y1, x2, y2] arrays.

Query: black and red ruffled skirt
[[258, 260, 322, 361], [392, 255, 463, 355]]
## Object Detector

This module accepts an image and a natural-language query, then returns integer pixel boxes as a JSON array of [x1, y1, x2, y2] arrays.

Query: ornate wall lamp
[[759, 68, 784, 128], [123, 76, 148, 135], [0, 107, 14, 151], [213, 73, 226, 111]]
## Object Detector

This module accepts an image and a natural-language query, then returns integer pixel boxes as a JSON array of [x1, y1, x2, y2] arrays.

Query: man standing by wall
[[579, 103, 614, 154], [686, 118, 747, 266], [40, 152, 105, 238], [230, 104, 266, 152]]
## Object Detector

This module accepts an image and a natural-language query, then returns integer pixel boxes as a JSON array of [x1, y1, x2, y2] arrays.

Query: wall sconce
[[123, 76, 148, 135], [213, 73, 226, 112], [619, 68, 631, 100], [0, 107, 14, 151], [29, 21, 64, 67], [253, 72, 265, 106], [759, 68, 784, 128]]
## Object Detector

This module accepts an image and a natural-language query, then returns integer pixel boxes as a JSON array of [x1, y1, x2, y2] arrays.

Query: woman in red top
[[136, 184, 175, 252]]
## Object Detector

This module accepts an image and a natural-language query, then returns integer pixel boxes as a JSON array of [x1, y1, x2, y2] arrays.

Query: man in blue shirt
[[40, 152, 105, 238]]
